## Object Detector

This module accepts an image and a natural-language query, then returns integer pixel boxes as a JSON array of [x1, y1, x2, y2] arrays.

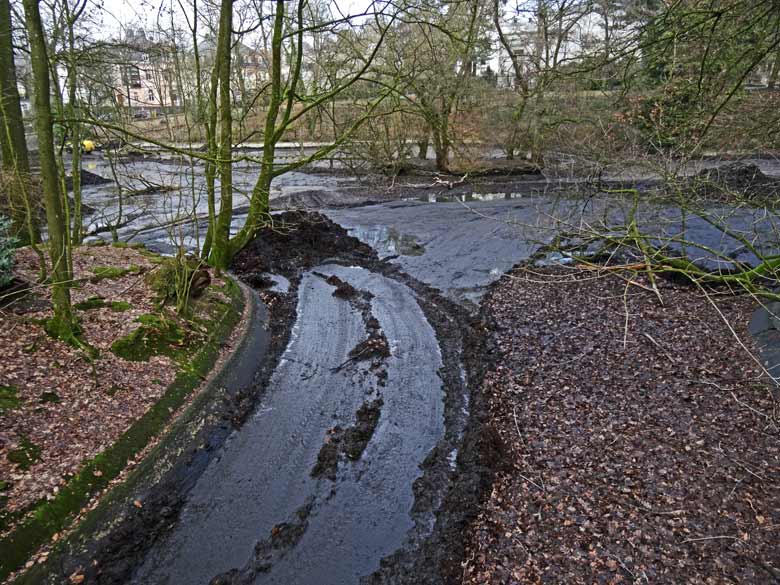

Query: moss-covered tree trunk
[[207, 0, 233, 270], [22, 0, 76, 338], [228, 0, 286, 256], [0, 0, 38, 245]]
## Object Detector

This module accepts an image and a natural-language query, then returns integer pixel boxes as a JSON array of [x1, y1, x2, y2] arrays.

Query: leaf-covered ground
[[0, 245, 226, 527], [463, 266, 780, 584]]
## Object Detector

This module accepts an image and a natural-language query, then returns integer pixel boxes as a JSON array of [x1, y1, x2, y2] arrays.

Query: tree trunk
[[208, 0, 234, 270], [67, 45, 82, 244], [229, 0, 286, 256], [22, 0, 75, 338], [199, 6, 220, 260], [432, 121, 450, 172], [0, 0, 38, 244], [769, 51, 780, 89], [417, 132, 429, 159]]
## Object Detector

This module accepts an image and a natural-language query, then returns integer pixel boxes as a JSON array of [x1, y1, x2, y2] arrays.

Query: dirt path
[[133, 265, 445, 584]]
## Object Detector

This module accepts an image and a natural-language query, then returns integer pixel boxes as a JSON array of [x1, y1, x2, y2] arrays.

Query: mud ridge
[[208, 499, 315, 585], [310, 270, 389, 480], [315, 273, 390, 375], [311, 398, 385, 481], [359, 262, 502, 584]]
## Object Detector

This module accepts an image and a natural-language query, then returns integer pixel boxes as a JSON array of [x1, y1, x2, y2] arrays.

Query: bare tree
[[0, 0, 38, 246], [22, 0, 76, 340]]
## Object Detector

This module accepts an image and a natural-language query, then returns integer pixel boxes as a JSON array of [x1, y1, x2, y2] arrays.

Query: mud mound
[[690, 162, 780, 199], [65, 169, 112, 191], [231, 211, 376, 279], [311, 398, 384, 480], [325, 274, 359, 299]]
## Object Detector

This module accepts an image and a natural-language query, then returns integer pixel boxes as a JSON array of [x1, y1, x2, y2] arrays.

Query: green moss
[[74, 296, 106, 310], [0, 385, 22, 413], [42, 318, 97, 358], [144, 255, 209, 315], [0, 278, 244, 582], [39, 392, 60, 404], [137, 248, 164, 263], [0, 481, 8, 491], [74, 297, 131, 312], [105, 385, 124, 397], [110, 242, 145, 250], [110, 313, 187, 362], [7, 437, 41, 470], [89, 265, 141, 282]]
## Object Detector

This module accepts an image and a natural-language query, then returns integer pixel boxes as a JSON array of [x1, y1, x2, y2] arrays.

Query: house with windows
[[113, 30, 181, 113]]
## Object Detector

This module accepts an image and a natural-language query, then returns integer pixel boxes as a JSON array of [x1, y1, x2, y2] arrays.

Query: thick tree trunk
[[22, 0, 75, 338], [0, 0, 37, 244], [432, 125, 450, 172]]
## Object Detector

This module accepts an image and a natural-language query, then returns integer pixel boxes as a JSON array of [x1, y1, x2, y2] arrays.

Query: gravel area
[[463, 266, 780, 584]]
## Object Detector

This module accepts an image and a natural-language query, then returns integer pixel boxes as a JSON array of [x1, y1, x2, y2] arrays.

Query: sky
[[93, 0, 373, 37]]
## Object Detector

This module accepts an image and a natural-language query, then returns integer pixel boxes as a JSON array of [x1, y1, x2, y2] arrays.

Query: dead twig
[[428, 173, 468, 190], [512, 404, 546, 492], [682, 535, 741, 544]]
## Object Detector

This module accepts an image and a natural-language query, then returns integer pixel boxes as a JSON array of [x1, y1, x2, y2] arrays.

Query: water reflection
[[346, 225, 425, 258]]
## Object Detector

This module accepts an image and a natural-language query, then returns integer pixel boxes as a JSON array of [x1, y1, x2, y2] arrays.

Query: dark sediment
[[236, 212, 501, 584], [208, 500, 315, 585], [688, 161, 780, 200], [18, 210, 499, 585]]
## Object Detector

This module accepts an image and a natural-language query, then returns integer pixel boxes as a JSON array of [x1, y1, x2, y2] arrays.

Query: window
[[124, 66, 141, 89]]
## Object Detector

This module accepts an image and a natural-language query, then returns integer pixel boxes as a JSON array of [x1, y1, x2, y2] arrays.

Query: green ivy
[[0, 215, 18, 289]]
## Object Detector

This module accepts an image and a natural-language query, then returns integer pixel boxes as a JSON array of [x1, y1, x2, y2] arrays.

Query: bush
[[145, 253, 210, 316], [0, 214, 18, 289]]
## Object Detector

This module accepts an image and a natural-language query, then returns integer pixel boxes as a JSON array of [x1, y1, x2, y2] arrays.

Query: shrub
[[0, 214, 18, 289], [145, 253, 210, 316]]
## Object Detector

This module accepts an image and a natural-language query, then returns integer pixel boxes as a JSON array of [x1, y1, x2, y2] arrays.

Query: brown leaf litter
[[462, 266, 780, 584], [0, 245, 231, 529]]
